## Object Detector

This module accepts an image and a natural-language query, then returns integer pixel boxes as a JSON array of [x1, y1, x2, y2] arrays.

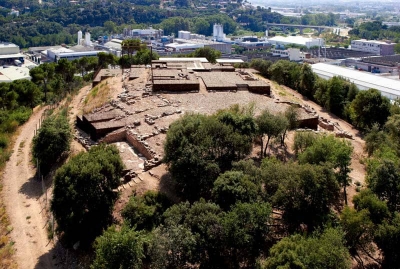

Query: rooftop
[[0, 42, 19, 48], [268, 36, 323, 45], [353, 39, 393, 45], [0, 66, 31, 82], [311, 63, 400, 99], [158, 57, 209, 63]]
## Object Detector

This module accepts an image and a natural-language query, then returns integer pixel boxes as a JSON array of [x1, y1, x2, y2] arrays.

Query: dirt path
[[1, 106, 56, 269]]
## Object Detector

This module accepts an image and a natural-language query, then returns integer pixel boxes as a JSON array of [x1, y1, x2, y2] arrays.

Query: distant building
[[0, 42, 25, 66], [172, 38, 232, 54], [9, 9, 19, 16], [350, 39, 395, 56], [46, 47, 104, 61], [123, 27, 163, 40], [268, 36, 324, 49], [178, 31, 191, 40], [0, 66, 31, 82], [383, 22, 400, 27], [271, 48, 305, 61]]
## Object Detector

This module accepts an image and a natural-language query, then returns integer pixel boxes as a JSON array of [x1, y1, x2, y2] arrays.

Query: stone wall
[[298, 117, 319, 130], [318, 118, 335, 131], [99, 128, 127, 143], [126, 131, 154, 160], [153, 83, 200, 92], [248, 85, 271, 95]]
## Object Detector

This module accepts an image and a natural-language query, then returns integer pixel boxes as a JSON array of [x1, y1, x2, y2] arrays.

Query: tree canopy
[[32, 111, 71, 174], [51, 144, 124, 245]]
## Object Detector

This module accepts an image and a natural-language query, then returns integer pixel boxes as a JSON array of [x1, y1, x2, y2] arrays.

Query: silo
[[78, 30, 82, 45], [84, 32, 91, 46]]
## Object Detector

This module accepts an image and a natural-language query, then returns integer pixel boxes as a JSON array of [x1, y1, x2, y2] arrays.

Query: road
[[2, 106, 56, 269]]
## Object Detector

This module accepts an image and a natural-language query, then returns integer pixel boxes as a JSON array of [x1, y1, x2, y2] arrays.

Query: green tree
[[375, 213, 400, 267], [272, 162, 340, 232], [298, 134, 353, 204], [395, 43, 400, 54], [221, 202, 272, 268], [97, 52, 117, 69], [121, 39, 144, 58], [32, 112, 71, 174], [91, 226, 147, 269], [9, 79, 42, 109], [364, 123, 391, 156], [260, 228, 351, 269], [280, 106, 299, 146], [340, 207, 378, 264], [51, 144, 124, 245], [384, 114, 400, 142], [350, 88, 391, 130], [293, 131, 318, 155], [122, 190, 171, 230], [149, 225, 197, 269], [103, 20, 117, 33], [190, 47, 221, 63], [163, 111, 255, 201], [161, 200, 225, 268], [212, 171, 259, 210], [299, 63, 316, 98], [367, 159, 400, 212], [30, 62, 55, 102], [256, 109, 288, 157]]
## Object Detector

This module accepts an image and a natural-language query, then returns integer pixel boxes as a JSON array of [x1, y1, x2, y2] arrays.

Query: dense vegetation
[[32, 109, 72, 174], [59, 104, 351, 268], [51, 144, 124, 245], [246, 59, 391, 131], [0, 0, 342, 49], [349, 20, 400, 42]]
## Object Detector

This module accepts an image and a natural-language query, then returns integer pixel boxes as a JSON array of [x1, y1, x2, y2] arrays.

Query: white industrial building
[[350, 39, 394, 56], [104, 39, 122, 51], [268, 36, 324, 49], [312, 63, 400, 100], [46, 47, 104, 61], [165, 43, 204, 52], [172, 38, 232, 54], [0, 42, 25, 66], [178, 31, 191, 40], [271, 48, 305, 61], [0, 66, 31, 82], [123, 27, 163, 39]]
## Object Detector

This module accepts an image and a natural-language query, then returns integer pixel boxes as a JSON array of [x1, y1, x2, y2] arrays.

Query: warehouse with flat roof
[[0, 66, 31, 82], [311, 63, 400, 99], [268, 36, 324, 49]]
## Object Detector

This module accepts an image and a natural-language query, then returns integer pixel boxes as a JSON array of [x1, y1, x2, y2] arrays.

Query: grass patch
[[83, 79, 113, 114], [47, 221, 54, 240], [0, 184, 18, 269], [19, 141, 25, 149], [278, 91, 287, 96]]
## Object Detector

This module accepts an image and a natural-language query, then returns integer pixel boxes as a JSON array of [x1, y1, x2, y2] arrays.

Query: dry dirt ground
[[1, 106, 57, 269]]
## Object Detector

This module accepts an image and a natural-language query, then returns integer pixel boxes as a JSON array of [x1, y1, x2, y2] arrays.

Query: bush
[[32, 113, 71, 174], [51, 144, 124, 245]]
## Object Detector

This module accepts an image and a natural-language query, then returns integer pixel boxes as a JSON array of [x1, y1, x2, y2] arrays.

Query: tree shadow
[[159, 171, 180, 203], [18, 176, 43, 199], [34, 240, 90, 269]]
